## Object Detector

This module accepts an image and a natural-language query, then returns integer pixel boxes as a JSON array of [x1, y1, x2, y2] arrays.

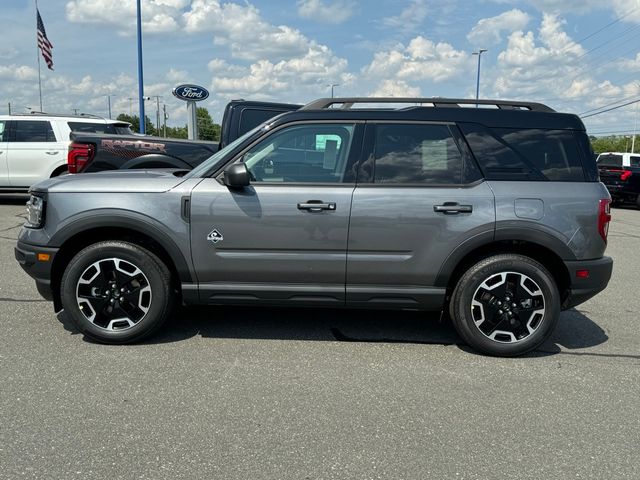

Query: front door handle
[[434, 202, 473, 214], [297, 200, 337, 212]]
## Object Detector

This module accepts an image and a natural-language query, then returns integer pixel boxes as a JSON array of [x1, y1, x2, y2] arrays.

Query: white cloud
[[467, 9, 530, 46], [0, 65, 38, 81], [523, 0, 640, 22], [382, 0, 428, 31], [182, 1, 310, 61], [363, 36, 469, 83], [369, 79, 421, 97], [66, 0, 181, 34], [617, 52, 640, 71], [297, 0, 355, 24], [210, 45, 353, 99]]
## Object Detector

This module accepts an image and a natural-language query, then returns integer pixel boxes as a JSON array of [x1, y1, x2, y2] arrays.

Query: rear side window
[[630, 156, 640, 167], [597, 154, 623, 167], [68, 122, 116, 134], [460, 124, 585, 181], [494, 128, 585, 181], [370, 124, 466, 184], [13, 121, 56, 142]]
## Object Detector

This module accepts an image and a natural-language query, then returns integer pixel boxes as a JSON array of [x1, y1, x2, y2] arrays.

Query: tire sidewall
[[61, 242, 170, 343], [453, 256, 560, 356]]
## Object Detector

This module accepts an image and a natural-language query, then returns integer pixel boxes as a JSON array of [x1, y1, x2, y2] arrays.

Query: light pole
[[103, 94, 115, 119], [136, 0, 145, 134], [326, 83, 339, 98], [472, 49, 487, 107], [632, 82, 640, 153]]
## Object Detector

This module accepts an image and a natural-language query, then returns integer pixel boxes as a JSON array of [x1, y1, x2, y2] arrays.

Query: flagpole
[[35, 0, 43, 111]]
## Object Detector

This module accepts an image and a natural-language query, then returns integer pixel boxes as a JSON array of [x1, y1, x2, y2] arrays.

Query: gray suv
[[15, 97, 613, 356]]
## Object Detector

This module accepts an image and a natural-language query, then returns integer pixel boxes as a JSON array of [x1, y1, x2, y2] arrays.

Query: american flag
[[37, 9, 54, 70]]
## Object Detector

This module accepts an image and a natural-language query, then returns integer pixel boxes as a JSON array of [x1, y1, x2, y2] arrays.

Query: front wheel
[[450, 254, 560, 357], [60, 241, 174, 344]]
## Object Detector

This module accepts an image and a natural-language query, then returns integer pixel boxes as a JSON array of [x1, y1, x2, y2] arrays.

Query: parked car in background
[[596, 152, 640, 207], [0, 113, 132, 191], [16, 97, 613, 357], [67, 100, 301, 173]]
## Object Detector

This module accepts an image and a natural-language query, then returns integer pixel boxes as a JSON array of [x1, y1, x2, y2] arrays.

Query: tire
[[60, 241, 174, 344], [450, 254, 560, 357]]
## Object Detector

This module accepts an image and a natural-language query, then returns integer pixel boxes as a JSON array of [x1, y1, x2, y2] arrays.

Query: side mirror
[[223, 163, 250, 188]]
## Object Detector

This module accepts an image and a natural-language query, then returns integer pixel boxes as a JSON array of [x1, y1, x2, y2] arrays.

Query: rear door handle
[[297, 200, 337, 212], [45, 151, 59, 155], [434, 203, 473, 214]]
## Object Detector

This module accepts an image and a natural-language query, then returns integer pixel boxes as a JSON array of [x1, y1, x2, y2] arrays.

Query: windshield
[[185, 124, 266, 178]]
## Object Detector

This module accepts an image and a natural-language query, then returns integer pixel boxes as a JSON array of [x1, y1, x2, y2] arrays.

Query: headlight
[[25, 194, 45, 228]]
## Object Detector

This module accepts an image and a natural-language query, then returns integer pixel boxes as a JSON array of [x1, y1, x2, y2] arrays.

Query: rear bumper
[[562, 256, 613, 309], [14, 241, 58, 301]]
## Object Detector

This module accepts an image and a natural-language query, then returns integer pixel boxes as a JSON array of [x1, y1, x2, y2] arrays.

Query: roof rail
[[8, 112, 106, 119], [301, 97, 555, 113]]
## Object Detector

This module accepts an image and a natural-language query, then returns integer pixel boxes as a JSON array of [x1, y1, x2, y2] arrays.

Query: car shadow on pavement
[[58, 303, 609, 356], [0, 195, 28, 205]]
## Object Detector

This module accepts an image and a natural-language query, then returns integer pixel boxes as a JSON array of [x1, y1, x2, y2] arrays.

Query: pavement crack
[[0, 223, 22, 233], [0, 297, 48, 303], [536, 349, 640, 360]]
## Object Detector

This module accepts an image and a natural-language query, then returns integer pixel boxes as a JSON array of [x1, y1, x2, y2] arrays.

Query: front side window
[[371, 124, 464, 184], [243, 123, 355, 183], [630, 156, 640, 167], [14, 121, 56, 142]]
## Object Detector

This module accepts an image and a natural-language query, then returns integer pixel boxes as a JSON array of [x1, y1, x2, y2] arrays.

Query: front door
[[190, 122, 363, 306]]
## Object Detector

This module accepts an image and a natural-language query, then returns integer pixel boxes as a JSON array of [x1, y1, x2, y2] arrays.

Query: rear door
[[190, 121, 363, 305], [346, 121, 495, 309], [8, 120, 66, 187]]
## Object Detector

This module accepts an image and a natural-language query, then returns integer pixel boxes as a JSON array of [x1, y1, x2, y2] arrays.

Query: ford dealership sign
[[172, 84, 209, 102]]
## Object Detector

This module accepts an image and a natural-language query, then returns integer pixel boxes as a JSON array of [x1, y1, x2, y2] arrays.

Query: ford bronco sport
[[15, 97, 613, 356]]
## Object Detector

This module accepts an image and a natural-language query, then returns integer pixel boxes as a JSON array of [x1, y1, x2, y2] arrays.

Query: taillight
[[67, 142, 94, 173], [598, 198, 612, 243], [620, 170, 633, 181]]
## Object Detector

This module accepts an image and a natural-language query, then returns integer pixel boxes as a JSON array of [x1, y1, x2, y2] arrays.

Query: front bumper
[[15, 241, 59, 301], [562, 256, 613, 309]]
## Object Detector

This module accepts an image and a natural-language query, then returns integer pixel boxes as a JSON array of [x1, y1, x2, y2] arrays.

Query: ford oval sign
[[172, 84, 209, 102]]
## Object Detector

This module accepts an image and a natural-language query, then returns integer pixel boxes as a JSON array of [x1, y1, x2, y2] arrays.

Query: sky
[[1, 0, 640, 136]]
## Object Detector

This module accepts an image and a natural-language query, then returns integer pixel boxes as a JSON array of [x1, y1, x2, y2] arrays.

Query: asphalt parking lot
[[1, 196, 639, 480]]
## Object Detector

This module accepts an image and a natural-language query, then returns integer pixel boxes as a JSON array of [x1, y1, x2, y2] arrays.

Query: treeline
[[590, 135, 638, 154], [117, 107, 221, 141]]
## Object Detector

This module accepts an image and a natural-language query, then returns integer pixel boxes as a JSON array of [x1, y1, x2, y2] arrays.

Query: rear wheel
[[450, 254, 560, 356], [60, 241, 173, 344]]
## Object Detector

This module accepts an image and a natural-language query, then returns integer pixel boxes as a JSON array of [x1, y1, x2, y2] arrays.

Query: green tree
[[590, 135, 634, 154], [116, 113, 156, 136], [196, 107, 221, 141]]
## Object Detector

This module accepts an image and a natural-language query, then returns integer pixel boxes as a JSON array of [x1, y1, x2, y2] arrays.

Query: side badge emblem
[[207, 229, 223, 244]]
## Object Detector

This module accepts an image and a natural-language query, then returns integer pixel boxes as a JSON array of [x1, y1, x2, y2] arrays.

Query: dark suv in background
[[15, 97, 613, 356]]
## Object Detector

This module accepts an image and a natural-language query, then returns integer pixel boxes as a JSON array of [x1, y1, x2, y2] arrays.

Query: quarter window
[[242, 124, 355, 183], [371, 124, 464, 184], [14, 121, 56, 142]]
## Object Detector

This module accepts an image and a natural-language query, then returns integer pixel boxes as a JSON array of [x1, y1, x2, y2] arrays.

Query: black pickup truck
[[68, 100, 300, 173], [597, 152, 640, 208]]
